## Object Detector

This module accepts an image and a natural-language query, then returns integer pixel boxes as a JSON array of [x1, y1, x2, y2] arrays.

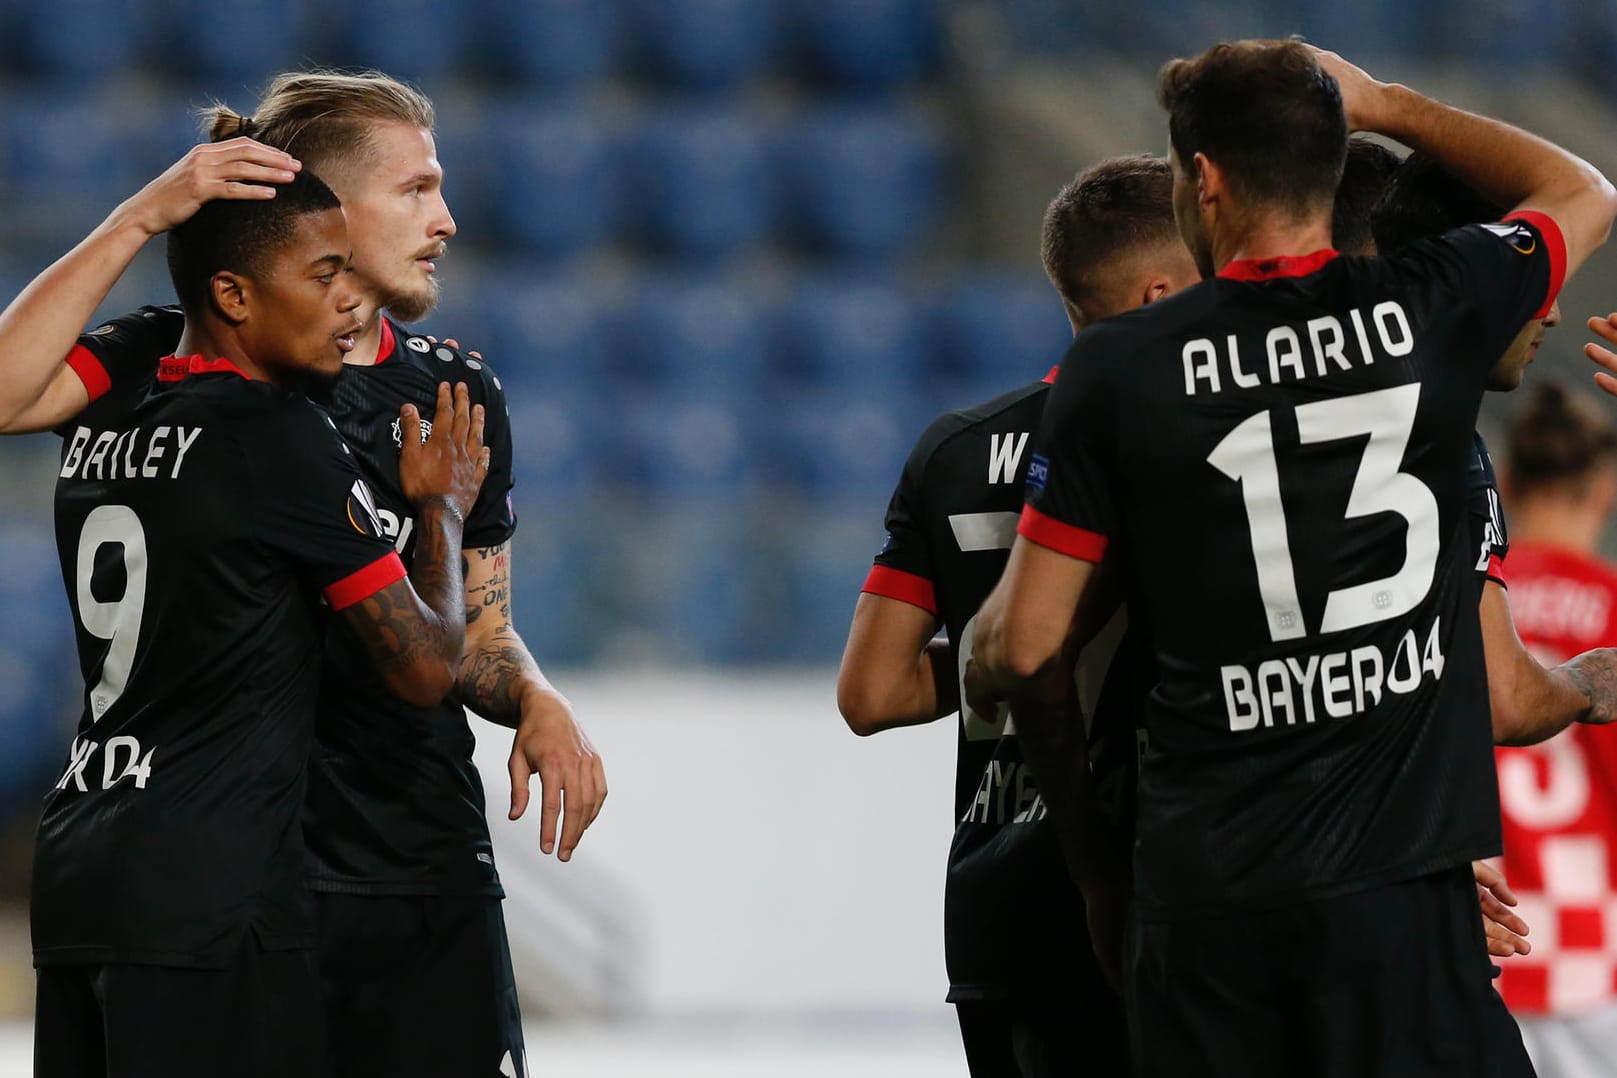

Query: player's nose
[[1545, 299, 1562, 329], [433, 193, 456, 241]]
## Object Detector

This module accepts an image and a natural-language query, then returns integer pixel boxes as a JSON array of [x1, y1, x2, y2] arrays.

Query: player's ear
[[1193, 152, 1221, 207], [209, 272, 250, 326], [1142, 276, 1174, 306]]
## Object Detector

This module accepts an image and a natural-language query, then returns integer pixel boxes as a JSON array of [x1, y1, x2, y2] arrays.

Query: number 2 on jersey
[[1208, 384, 1440, 642], [75, 504, 148, 719]]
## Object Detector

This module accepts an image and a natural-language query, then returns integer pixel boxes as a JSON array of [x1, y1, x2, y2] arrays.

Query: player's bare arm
[[458, 542, 607, 862], [0, 139, 300, 434], [836, 594, 955, 736], [1479, 579, 1617, 743], [343, 381, 488, 707], [1313, 47, 1617, 277]]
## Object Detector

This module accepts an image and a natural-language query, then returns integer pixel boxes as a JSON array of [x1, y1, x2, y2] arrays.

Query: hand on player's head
[[1304, 45, 1386, 134], [397, 381, 489, 517], [125, 139, 301, 238]]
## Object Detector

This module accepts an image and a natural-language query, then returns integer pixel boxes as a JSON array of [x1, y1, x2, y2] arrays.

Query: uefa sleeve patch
[[1024, 454, 1049, 492], [346, 479, 384, 538]]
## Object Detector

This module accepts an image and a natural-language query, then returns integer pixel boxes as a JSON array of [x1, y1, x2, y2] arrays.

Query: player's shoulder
[[389, 321, 510, 405], [908, 378, 1050, 470]]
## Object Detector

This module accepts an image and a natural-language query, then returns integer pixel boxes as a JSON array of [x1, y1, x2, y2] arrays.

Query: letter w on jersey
[[988, 432, 1029, 484]]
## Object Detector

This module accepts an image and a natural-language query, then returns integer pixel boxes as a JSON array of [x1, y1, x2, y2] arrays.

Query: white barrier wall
[[470, 668, 961, 1018]]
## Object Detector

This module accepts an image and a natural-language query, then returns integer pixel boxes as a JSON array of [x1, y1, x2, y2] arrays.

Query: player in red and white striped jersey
[[1492, 382, 1617, 1074]]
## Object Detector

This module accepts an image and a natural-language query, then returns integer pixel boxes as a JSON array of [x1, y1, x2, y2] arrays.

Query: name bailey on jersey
[[58, 424, 203, 481]]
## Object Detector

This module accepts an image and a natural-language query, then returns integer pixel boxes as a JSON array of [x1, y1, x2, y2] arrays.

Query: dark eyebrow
[[309, 253, 349, 272]]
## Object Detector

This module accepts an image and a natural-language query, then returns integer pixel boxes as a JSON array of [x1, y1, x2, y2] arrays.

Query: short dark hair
[[1332, 137, 1401, 255], [1508, 380, 1617, 493], [1370, 152, 1502, 255], [166, 169, 342, 314], [1158, 40, 1347, 217], [1041, 154, 1177, 316]]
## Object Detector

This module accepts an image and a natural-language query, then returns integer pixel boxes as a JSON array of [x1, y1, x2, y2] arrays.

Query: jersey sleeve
[[1391, 213, 1563, 376], [65, 306, 184, 406], [1017, 328, 1120, 564], [251, 401, 406, 610], [863, 421, 941, 616], [462, 360, 518, 550], [1467, 433, 1510, 588]]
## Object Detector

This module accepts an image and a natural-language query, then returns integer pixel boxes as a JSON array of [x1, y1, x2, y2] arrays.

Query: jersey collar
[[1217, 249, 1340, 282], [373, 316, 397, 365], [156, 354, 253, 382]]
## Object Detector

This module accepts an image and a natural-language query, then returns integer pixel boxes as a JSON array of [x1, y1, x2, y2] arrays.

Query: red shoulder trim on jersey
[[374, 317, 397, 365], [1502, 210, 1567, 320], [324, 551, 408, 612], [65, 344, 112, 402], [1017, 505, 1108, 562], [1217, 249, 1340, 282], [1486, 552, 1507, 588], [156, 354, 253, 383], [861, 565, 938, 615], [1042, 366, 1059, 385]]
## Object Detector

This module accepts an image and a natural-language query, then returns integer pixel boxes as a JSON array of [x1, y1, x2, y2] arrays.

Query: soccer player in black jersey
[[0, 74, 602, 1076], [838, 155, 1196, 1077], [23, 164, 491, 1077], [967, 41, 1617, 1077]]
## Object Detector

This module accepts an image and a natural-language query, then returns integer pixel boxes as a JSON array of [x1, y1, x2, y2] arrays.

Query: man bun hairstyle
[[1370, 151, 1503, 256], [1158, 40, 1347, 218], [203, 70, 435, 185], [1332, 137, 1402, 255], [1508, 381, 1617, 495], [166, 169, 342, 315], [1041, 154, 1177, 319]]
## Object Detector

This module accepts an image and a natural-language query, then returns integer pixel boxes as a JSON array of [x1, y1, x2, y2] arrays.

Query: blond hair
[[206, 70, 435, 183]]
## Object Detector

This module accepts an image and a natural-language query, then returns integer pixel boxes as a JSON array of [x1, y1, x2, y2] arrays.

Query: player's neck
[[175, 324, 274, 384], [1211, 215, 1335, 275], [1509, 497, 1605, 555], [342, 311, 387, 367]]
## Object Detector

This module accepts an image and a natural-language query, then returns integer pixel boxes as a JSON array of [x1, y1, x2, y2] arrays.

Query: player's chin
[[386, 279, 440, 324]]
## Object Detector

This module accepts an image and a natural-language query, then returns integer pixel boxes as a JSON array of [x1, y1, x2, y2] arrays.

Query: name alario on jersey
[[1020, 215, 1563, 919], [62, 307, 520, 898]]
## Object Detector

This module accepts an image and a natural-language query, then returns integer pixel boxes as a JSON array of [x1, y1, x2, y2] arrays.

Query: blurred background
[[1, 0, 1616, 1072]]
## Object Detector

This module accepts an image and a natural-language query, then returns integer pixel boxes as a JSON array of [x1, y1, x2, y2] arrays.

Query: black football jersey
[[1022, 214, 1563, 920], [1468, 431, 1510, 590], [67, 312, 519, 896], [307, 318, 516, 896], [865, 370, 1125, 1004], [36, 358, 404, 967]]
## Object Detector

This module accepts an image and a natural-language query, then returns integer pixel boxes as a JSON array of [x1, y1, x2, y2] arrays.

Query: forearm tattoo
[[456, 543, 542, 726]]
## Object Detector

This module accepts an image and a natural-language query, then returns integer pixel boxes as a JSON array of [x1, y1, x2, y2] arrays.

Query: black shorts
[[34, 934, 326, 1078], [316, 892, 525, 1078], [1127, 866, 1536, 1078], [956, 992, 1129, 1078]]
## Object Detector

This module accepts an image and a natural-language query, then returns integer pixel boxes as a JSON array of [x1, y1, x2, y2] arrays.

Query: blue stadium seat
[[777, 106, 944, 260], [334, 0, 470, 83], [7, 0, 139, 83], [785, 0, 941, 93], [598, 394, 756, 499], [764, 385, 918, 505], [483, 107, 617, 259], [621, 0, 779, 92], [467, 0, 621, 89], [604, 276, 766, 388], [768, 276, 923, 393], [148, 0, 299, 89], [780, 502, 885, 662], [434, 272, 608, 398], [926, 272, 1071, 408], [623, 107, 774, 261], [509, 515, 599, 666], [0, 91, 136, 247], [504, 387, 603, 500]]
